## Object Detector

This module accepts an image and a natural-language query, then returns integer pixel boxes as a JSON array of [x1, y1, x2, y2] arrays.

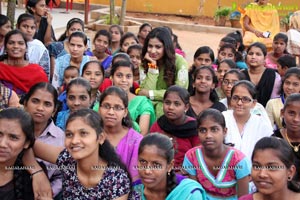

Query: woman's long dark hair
[[0, 108, 36, 198], [0, 14, 10, 28], [66, 109, 132, 182], [142, 27, 176, 87], [227, 30, 245, 53]]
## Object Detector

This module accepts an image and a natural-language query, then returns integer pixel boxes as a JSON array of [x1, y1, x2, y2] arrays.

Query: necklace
[[285, 131, 300, 152]]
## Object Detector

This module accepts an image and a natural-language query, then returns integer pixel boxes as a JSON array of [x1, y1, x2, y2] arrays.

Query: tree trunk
[[84, 0, 89, 24], [110, 0, 115, 25], [217, 0, 221, 8], [7, 0, 16, 27], [0, 0, 2, 14], [119, 0, 127, 26]]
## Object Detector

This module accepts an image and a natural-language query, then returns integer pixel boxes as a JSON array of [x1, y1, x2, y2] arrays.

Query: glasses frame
[[222, 79, 238, 86], [100, 104, 125, 112], [231, 95, 254, 103]]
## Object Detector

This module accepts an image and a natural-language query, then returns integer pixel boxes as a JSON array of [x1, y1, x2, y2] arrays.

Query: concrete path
[[1, 3, 225, 64], [1, 3, 86, 36]]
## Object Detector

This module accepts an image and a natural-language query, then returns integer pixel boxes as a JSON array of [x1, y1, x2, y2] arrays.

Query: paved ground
[[1, 3, 224, 64], [173, 30, 223, 64], [1, 4, 86, 35]]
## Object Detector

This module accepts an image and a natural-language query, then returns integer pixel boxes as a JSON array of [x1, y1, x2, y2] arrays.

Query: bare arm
[[114, 194, 129, 200], [243, 15, 264, 38], [8, 90, 20, 108], [44, 12, 54, 46], [139, 114, 151, 136], [33, 140, 64, 164], [22, 149, 53, 199], [50, 56, 55, 81], [237, 176, 250, 197]]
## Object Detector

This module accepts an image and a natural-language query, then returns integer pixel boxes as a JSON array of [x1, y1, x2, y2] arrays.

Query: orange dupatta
[[240, 3, 280, 48]]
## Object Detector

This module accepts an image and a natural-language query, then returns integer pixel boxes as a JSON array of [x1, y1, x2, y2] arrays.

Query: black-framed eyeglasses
[[100, 104, 125, 111], [231, 95, 253, 103], [222, 80, 238, 86]]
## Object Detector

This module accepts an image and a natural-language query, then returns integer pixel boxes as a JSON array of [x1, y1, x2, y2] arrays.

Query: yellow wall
[[73, 0, 299, 17]]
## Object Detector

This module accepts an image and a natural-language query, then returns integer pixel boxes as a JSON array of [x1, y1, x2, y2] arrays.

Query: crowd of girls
[[1, 5, 300, 199]]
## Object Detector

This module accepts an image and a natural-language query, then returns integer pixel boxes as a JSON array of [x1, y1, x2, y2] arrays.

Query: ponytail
[[166, 169, 177, 195], [288, 181, 300, 192], [58, 32, 67, 41], [99, 140, 132, 182]]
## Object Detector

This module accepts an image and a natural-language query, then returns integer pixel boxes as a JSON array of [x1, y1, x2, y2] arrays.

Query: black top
[[242, 68, 276, 107], [0, 154, 43, 200], [34, 17, 56, 44], [272, 129, 300, 182], [186, 102, 227, 118], [0, 180, 15, 200]]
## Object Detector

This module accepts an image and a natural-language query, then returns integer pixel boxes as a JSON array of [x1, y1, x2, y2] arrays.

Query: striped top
[[183, 146, 251, 200]]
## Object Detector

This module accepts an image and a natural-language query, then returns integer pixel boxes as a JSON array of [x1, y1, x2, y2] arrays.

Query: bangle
[[30, 169, 43, 179], [148, 63, 157, 69], [135, 88, 141, 95]]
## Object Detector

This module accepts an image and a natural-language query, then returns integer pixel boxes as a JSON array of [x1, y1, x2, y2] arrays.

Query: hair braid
[[166, 169, 177, 195]]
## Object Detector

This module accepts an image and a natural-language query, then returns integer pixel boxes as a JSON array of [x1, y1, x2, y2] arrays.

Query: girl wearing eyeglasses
[[110, 60, 156, 136], [215, 59, 237, 100], [222, 80, 273, 159], [98, 86, 142, 181], [220, 69, 270, 122]]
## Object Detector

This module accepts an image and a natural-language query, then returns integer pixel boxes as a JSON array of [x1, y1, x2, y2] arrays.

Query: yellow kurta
[[241, 3, 280, 48]]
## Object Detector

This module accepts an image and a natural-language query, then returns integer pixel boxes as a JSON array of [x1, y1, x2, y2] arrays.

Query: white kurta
[[222, 110, 273, 159], [220, 98, 271, 125]]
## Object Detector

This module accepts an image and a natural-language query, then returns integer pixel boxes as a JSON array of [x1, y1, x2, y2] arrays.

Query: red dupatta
[[0, 62, 48, 95]]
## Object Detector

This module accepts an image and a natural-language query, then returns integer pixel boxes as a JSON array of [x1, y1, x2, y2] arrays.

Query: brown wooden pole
[[84, 0, 89, 24]]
